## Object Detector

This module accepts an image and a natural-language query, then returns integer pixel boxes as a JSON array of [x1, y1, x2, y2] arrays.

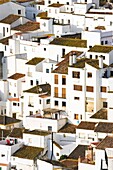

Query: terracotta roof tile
[[88, 45, 113, 53], [23, 83, 51, 94], [24, 129, 51, 136], [96, 136, 113, 150], [8, 73, 25, 80], [8, 98, 20, 102], [0, 14, 20, 24], [90, 109, 108, 120], [0, 36, 12, 45], [58, 123, 77, 133], [12, 145, 43, 159], [13, 21, 40, 32], [0, 115, 21, 125], [77, 121, 97, 130], [48, 3, 64, 7], [50, 38, 87, 48], [94, 122, 113, 133], [26, 57, 44, 65]]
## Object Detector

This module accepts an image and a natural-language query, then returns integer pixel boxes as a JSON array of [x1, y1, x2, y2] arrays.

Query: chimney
[[99, 56, 103, 68], [73, 54, 76, 64], [69, 55, 73, 66]]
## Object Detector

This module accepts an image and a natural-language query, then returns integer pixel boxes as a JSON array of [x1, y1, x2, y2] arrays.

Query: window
[[62, 101, 66, 107], [68, 19, 70, 24], [24, 46, 27, 51], [46, 99, 50, 104], [110, 71, 113, 77], [55, 100, 58, 106], [90, 55, 92, 59], [71, 8, 73, 11], [36, 80, 39, 85], [62, 48, 65, 56], [74, 114, 79, 120], [39, 99, 41, 104], [74, 85, 82, 91], [54, 87, 58, 97], [89, 46, 92, 49], [44, 48, 46, 51], [100, 86, 106, 92], [33, 13, 35, 19], [7, 28, 8, 32], [28, 138, 32, 143], [62, 88, 66, 98], [5, 45, 6, 51], [49, 9, 51, 13], [95, 55, 98, 59], [54, 75, 58, 84], [86, 86, 94, 92], [1, 154, 5, 157], [14, 93, 16, 97], [105, 40, 108, 44], [30, 111, 33, 115], [48, 126, 52, 131], [18, 103, 19, 106], [57, 1, 59, 3], [18, 10, 21, 14], [74, 97, 80, 100], [80, 115, 82, 119], [30, 80, 33, 86], [87, 72, 92, 78], [38, 6, 40, 10], [103, 56, 105, 60], [72, 71, 80, 78], [101, 41, 104, 45], [66, 2, 69, 5], [3, 27, 5, 37], [56, 153, 59, 156], [48, 0, 51, 4], [46, 69, 49, 73], [55, 9, 57, 14], [103, 102, 107, 108], [13, 103, 17, 106], [62, 76, 66, 85]]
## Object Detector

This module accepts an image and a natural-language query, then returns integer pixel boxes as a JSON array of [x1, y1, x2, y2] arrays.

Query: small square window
[[14, 93, 16, 97], [13, 103, 17, 106], [87, 72, 92, 78], [18, 10, 21, 15], [103, 102, 107, 108], [90, 55, 92, 59], [105, 40, 108, 44], [74, 97, 80, 100], [30, 111, 33, 115], [95, 55, 98, 59], [56, 153, 59, 156], [55, 100, 58, 106], [66, 2, 69, 5], [30, 80, 33, 86], [48, 126, 52, 131], [46, 69, 49, 73], [62, 101, 66, 107], [44, 48, 46, 51], [39, 99, 41, 104], [74, 114, 79, 120], [48, 0, 51, 4], [46, 99, 50, 104]]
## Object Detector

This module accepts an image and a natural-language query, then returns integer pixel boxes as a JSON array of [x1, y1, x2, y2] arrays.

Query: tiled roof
[[23, 83, 51, 94], [8, 98, 19, 102], [12, 21, 40, 32], [95, 26, 106, 30], [86, 11, 113, 15], [37, 11, 47, 17], [86, 59, 108, 69], [52, 51, 83, 74], [69, 144, 88, 159], [9, 128, 25, 138], [53, 141, 62, 149], [96, 136, 113, 150], [12, 145, 43, 159], [0, 14, 20, 24], [61, 159, 78, 169], [58, 123, 77, 133], [0, 0, 10, 4], [16, 0, 33, 3], [26, 57, 44, 65], [24, 129, 50, 136], [94, 122, 113, 133], [0, 36, 12, 45], [8, 73, 25, 80], [50, 38, 87, 48], [88, 45, 113, 53], [90, 109, 108, 120], [48, 3, 64, 7], [76, 121, 97, 130], [0, 116, 21, 125], [0, 129, 10, 140]]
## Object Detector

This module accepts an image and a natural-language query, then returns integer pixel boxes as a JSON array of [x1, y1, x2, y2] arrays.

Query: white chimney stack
[[99, 56, 103, 68], [73, 54, 76, 64], [69, 55, 73, 66]]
